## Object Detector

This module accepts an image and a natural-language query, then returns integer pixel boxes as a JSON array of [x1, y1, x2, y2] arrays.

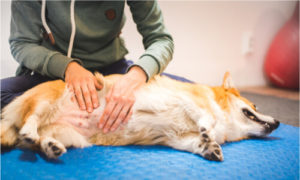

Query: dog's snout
[[272, 120, 280, 130], [264, 119, 280, 134]]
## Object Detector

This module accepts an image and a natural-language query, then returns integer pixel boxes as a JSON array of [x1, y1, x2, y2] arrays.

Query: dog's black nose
[[270, 120, 280, 130], [264, 120, 280, 134]]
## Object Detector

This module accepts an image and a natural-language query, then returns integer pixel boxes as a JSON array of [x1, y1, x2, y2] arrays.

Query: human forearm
[[127, 0, 174, 80], [10, 41, 75, 79], [133, 37, 174, 80]]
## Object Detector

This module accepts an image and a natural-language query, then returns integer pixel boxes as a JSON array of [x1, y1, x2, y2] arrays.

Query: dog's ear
[[222, 72, 235, 89], [94, 71, 105, 88]]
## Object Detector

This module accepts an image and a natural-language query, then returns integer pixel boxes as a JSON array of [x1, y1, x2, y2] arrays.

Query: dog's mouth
[[242, 108, 280, 135], [263, 120, 280, 134], [248, 121, 280, 138]]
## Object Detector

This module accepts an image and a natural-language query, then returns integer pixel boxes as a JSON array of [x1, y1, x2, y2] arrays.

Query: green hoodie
[[9, 0, 174, 81]]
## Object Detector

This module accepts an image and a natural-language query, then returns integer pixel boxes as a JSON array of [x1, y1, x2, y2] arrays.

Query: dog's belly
[[51, 85, 198, 142], [54, 102, 104, 137]]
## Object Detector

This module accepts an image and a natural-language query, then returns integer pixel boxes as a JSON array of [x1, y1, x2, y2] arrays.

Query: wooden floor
[[239, 86, 299, 101]]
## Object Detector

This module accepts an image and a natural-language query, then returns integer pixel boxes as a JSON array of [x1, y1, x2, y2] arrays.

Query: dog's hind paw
[[40, 137, 66, 159], [19, 132, 40, 145]]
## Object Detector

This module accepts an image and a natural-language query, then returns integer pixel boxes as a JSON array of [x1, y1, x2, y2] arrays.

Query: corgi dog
[[1, 72, 279, 161]]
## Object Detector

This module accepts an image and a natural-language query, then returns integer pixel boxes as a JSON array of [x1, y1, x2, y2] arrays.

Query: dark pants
[[1, 59, 133, 109]]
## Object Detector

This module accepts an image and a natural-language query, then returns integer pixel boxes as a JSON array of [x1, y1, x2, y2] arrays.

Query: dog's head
[[215, 72, 280, 141]]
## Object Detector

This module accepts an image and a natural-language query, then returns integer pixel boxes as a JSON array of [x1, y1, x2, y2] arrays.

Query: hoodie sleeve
[[127, 0, 174, 81], [9, 1, 77, 79]]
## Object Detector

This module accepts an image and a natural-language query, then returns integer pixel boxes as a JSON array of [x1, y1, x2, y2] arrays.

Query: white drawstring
[[41, 0, 76, 57], [67, 0, 76, 58], [41, 0, 51, 34], [41, 0, 55, 45]]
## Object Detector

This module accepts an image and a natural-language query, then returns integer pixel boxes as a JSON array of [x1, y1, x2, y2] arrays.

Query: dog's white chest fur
[[55, 84, 199, 139]]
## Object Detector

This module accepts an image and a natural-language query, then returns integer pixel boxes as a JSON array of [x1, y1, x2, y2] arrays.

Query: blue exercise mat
[[1, 123, 299, 180]]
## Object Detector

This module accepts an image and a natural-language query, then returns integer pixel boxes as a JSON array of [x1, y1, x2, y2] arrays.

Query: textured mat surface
[[1, 123, 299, 180]]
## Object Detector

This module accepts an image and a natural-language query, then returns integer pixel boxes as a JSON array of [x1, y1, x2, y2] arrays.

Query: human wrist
[[128, 66, 147, 83], [65, 61, 81, 79]]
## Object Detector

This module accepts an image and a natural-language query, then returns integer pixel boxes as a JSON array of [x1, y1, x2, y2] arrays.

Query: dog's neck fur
[[197, 86, 248, 144]]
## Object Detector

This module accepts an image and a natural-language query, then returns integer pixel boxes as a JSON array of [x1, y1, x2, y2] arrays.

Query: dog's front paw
[[202, 143, 223, 161], [40, 137, 66, 159], [198, 129, 223, 161]]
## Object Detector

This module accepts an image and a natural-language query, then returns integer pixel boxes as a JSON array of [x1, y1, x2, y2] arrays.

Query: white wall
[[1, 1, 297, 87], [123, 1, 297, 87], [1, 0, 18, 79]]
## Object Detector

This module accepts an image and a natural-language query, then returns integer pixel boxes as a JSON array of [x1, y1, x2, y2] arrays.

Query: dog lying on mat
[[1, 72, 279, 161]]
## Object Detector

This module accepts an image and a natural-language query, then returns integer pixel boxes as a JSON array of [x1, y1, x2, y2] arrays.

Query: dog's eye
[[253, 104, 259, 111], [242, 108, 257, 120]]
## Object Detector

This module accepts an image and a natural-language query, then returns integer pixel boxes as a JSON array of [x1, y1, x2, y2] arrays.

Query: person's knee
[[0, 77, 24, 109]]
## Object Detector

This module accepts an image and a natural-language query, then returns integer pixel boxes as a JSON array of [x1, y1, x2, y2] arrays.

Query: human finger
[[110, 103, 131, 132], [87, 80, 99, 109], [67, 84, 76, 103], [98, 99, 117, 129], [102, 102, 124, 133], [81, 83, 93, 113], [98, 88, 115, 128], [105, 86, 114, 102], [74, 82, 86, 110], [122, 94, 135, 124], [123, 107, 133, 124]]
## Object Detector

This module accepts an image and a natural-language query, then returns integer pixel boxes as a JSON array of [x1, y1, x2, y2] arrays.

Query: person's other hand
[[98, 66, 147, 133], [65, 62, 103, 113]]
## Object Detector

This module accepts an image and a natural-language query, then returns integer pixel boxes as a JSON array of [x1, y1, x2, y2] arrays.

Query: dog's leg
[[38, 123, 91, 158], [39, 123, 91, 148], [179, 96, 217, 132], [181, 103, 223, 160], [19, 114, 40, 145], [18, 101, 52, 145], [166, 131, 223, 161], [1, 117, 19, 146]]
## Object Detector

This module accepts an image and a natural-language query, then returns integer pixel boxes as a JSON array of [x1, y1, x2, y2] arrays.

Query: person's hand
[[98, 66, 147, 133], [65, 61, 103, 113]]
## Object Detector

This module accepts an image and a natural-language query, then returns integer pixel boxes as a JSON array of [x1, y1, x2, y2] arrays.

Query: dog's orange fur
[[1, 80, 66, 146], [20, 80, 66, 124]]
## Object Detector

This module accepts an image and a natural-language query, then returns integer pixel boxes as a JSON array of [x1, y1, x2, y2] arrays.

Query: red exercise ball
[[264, 3, 299, 89]]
